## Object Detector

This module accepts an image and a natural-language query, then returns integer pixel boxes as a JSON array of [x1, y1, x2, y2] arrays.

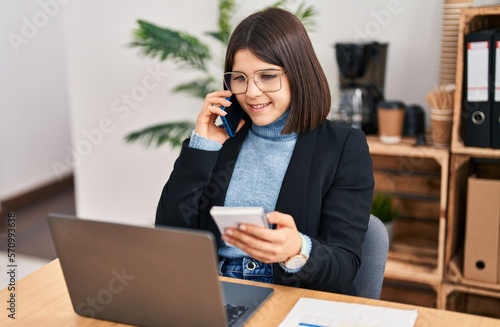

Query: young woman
[[155, 7, 374, 295]]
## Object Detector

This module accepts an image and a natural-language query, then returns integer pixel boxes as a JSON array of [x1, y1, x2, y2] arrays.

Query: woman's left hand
[[221, 211, 303, 264]]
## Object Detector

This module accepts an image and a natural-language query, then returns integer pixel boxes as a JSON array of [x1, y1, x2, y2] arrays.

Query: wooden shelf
[[367, 6, 500, 315], [445, 155, 500, 287], [445, 155, 470, 269], [386, 234, 441, 286], [445, 6, 500, 317], [441, 282, 500, 319], [367, 136, 449, 291], [451, 6, 500, 158], [381, 279, 438, 308], [451, 142, 500, 158], [385, 258, 441, 286], [447, 252, 500, 293], [367, 136, 449, 165]]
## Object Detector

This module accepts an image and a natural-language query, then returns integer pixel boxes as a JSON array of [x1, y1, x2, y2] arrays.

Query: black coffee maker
[[334, 42, 388, 134]]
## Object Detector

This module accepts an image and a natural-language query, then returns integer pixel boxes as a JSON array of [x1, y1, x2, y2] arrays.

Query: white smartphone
[[209, 206, 269, 238]]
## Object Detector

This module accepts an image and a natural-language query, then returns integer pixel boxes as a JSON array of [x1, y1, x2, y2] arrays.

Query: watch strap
[[299, 232, 312, 258], [279, 232, 312, 273]]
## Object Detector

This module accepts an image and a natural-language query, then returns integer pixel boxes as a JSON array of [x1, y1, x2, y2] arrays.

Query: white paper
[[495, 40, 500, 102], [278, 298, 418, 327], [467, 41, 489, 102]]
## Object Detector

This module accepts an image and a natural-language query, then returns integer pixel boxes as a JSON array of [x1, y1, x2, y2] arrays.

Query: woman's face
[[231, 49, 291, 126]]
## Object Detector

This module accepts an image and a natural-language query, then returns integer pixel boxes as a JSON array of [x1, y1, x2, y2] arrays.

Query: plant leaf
[[206, 0, 237, 44], [218, 0, 237, 44], [172, 76, 218, 99], [124, 121, 195, 149], [293, 2, 318, 31], [205, 31, 224, 43], [130, 20, 211, 71], [127, 0, 319, 149], [371, 193, 399, 223], [268, 0, 289, 8]]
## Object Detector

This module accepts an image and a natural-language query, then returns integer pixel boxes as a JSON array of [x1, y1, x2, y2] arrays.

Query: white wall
[[61, 0, 215, 226], [5, 0, 498, 226], [0, 0, 71, 205], [62, 0, 448, 227]]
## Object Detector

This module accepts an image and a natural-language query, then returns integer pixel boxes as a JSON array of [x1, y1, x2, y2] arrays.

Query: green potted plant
[[125, 0, 317, 149], [371, 192, 399, 247]]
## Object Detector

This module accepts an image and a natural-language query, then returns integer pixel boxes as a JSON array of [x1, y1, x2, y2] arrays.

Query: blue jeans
[[219, 257, 274, 284]]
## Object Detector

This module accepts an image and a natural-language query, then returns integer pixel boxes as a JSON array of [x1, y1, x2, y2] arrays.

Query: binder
[[463, 175, 500, 284], [493, 32, 500, 149], [463, 30, 493, 148]]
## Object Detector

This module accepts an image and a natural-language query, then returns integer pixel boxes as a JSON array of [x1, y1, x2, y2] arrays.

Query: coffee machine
[[333, 42, 388, 134]]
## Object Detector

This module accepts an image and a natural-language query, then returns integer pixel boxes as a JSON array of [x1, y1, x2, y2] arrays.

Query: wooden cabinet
[[367, 136, 449, 308], [445, 155, 500, 319], [446, 6, 500, 318], [368, 7, 500, 315], [451, 6, 500, 158], [367, 137, 500, 315]]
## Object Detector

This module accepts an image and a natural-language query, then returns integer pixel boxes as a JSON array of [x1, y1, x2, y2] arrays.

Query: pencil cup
[[430, 108, 453, 146], [377, 101, 406, 144]]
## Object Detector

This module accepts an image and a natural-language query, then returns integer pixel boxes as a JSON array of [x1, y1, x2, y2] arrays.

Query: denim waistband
[[219, 257, 274, 284]]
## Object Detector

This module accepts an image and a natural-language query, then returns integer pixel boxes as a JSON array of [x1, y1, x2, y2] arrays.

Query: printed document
[[279, 298, 418, 327]]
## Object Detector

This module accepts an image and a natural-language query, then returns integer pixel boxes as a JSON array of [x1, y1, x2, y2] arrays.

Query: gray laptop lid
[[48, 213, 273, 327]]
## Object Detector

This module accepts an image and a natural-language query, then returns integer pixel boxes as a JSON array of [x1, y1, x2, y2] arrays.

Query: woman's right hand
[[195, 90, 244, 144]]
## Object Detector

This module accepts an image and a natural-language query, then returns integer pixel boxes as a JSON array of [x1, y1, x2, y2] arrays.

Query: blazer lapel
[[275, 127, 319, 231]]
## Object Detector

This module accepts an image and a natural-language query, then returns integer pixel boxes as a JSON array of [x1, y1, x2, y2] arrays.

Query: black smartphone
[[220, 96, 244, 137]]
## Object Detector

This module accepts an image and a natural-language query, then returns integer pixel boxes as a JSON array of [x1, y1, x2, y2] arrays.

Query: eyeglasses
[[223, 69, 286, 94]]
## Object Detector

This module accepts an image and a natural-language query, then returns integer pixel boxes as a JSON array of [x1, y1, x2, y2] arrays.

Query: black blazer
[[156, 120, 374, 294]]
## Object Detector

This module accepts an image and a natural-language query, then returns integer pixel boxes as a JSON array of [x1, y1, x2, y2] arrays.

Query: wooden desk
[[1, 260, 499, 326]]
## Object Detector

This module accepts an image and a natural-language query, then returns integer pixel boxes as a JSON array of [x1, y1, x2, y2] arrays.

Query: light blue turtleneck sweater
[[189, 111, 298, 258]]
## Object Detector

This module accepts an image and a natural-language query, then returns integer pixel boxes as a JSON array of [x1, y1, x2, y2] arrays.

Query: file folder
[[464, 175, 500, 284], [493, 32, 500, 149], [463, 30, 493, 148]]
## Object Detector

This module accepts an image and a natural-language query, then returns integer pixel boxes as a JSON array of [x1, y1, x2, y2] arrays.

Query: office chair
[[351, 214, 389, 299]]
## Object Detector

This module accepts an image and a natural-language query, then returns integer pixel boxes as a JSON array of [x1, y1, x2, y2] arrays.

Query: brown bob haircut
[[224, 7, 331, 134]]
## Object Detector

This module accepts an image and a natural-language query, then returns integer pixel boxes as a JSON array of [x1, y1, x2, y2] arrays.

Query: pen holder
[[430, 108, 453, 146]]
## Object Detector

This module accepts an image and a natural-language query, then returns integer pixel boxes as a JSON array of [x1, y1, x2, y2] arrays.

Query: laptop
[[47, 213, 274, 327]]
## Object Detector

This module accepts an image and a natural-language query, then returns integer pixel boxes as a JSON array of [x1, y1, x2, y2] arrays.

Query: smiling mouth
[[249, 102, 271, 111]]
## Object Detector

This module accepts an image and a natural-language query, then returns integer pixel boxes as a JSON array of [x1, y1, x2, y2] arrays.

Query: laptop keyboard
[[225, 304, 249, 327]]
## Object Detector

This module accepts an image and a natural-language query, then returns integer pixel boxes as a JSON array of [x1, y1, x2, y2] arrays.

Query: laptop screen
[[48, 213, 273, 327]]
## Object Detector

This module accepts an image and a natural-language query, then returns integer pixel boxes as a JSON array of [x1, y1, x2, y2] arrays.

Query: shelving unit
[[365, 6, 500, 316], [366, 136, 449, 307], [445, 5, 500, 317], [451, 6, 500, 158], [445, 155, 500, 311]]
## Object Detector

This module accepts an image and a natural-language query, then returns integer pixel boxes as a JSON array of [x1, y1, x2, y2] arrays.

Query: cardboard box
[[463, 174, 500, 284]]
